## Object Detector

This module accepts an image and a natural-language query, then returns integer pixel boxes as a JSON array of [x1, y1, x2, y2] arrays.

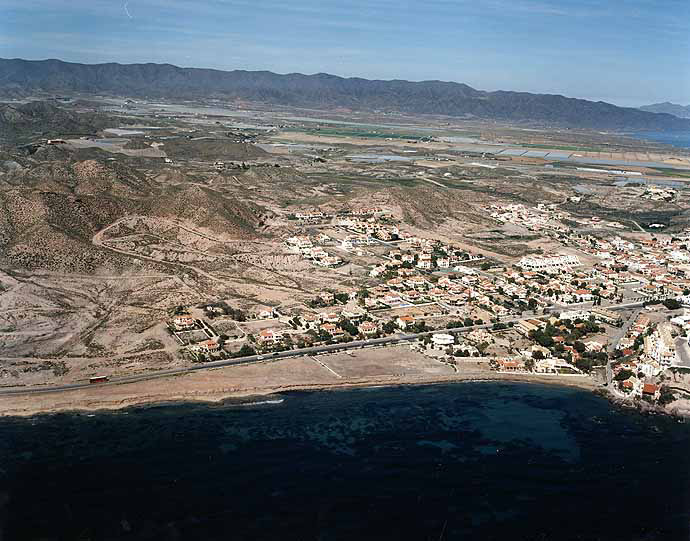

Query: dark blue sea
[[629, 131, 690, 150], [1, 382, 689, 540]]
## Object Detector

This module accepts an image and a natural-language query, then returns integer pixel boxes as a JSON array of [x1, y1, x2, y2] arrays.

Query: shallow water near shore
[[1, 382, 689, 540]]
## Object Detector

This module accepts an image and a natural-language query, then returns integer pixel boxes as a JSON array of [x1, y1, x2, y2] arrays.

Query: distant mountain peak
[[639, 102, 690, 119]]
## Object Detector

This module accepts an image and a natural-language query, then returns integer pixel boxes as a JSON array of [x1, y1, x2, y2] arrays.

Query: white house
[[431, 333, 455, 348], [518, 254, 581, 272], [172, 314, 195, 330]]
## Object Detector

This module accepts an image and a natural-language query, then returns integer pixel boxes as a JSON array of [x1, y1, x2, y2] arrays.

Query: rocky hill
[[0, 100, 128, 142], [0, 151, 267, 272], [2, 58, 689, 131], [162, 138, 269, 161]]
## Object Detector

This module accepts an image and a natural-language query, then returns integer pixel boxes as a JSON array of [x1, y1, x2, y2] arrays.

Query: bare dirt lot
[[314, 345, 455, 378]]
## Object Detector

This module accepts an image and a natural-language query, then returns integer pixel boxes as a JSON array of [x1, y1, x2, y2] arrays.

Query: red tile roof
[[643, 383, 659, 395]]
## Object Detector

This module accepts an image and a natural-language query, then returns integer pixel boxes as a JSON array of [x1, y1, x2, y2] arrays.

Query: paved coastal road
[[0, 301, 645, 397]]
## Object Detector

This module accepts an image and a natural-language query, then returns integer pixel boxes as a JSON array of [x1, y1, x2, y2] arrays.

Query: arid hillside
[[0, 150, 270, 273], [0, 100, 133, 142]]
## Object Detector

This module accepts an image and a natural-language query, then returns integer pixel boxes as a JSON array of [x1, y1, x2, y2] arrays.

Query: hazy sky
[[2, 0, 689, 107]]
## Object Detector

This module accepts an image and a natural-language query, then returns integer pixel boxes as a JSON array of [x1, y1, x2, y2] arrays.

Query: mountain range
[[1, 58, 689, 132], [638, 102, 690, 119]]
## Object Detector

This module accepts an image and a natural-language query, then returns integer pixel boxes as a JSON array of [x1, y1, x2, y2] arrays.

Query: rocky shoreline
[[599, 388, 690, 420]]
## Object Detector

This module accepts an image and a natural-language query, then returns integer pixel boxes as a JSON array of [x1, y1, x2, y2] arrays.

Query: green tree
[[533, 330, 554, 348], [382, 320, 397, 334], [412, 321, 428, 333], [633, 334, 644, 350], [658, 386, 676, 406], [663, 299, 682, 310], [614, 369, 633, 381], [576, 357, 594, 373], [339, 318, 359, 336], [234, 344, 256, 358], [334, 293, 349, 304]]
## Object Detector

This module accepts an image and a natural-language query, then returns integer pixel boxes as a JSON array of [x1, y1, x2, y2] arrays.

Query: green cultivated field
[[650, 167, 690, 179]]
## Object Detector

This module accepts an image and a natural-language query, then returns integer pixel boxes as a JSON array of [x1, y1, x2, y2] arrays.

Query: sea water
[[0, 382, 688, 540], [629, 131, 690, 150]]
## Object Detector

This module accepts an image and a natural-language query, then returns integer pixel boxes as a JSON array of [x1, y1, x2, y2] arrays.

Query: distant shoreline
[[626, 130, 690, 150]]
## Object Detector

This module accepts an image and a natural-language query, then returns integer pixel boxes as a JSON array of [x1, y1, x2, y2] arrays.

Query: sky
[[2, 0, 689, 107]]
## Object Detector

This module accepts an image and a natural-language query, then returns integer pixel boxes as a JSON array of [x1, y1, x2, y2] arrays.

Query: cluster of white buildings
[[336, 216, 400, 242], [373, 236, 481, 273], [276, 199, 690, 392], [340, 234, 378, 251], [285, 235, 343, 267], [616, 314, 680, 376], [489, 203, 569, 233], [294, 206, 390, 224], [294, 211, 327, 222], [619, 313, 651, 351], [643, 323, 677, 366], [494, 215, 690, 309], [172, 314, 196, 331], [641, 185, 676, 202], [518, 254, 581, 272], [363, 269, 483, 310], [258, 328, 285, 346]]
